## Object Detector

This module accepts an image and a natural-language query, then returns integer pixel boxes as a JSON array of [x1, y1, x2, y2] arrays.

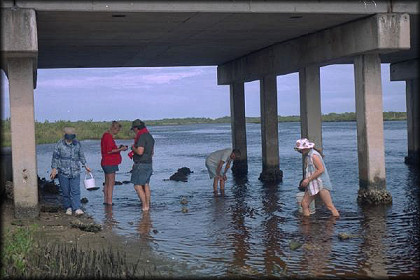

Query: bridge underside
[[1, 1, 419, 218]]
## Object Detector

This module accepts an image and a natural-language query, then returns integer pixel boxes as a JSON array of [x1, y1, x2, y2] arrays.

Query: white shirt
[[205, 148, 232, 169]]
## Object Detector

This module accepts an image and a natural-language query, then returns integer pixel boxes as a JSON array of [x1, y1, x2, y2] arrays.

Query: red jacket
[[101, 132, 122, 166]]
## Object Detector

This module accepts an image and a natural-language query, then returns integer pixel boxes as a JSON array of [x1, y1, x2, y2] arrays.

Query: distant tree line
[[0, 112, 406, 146]]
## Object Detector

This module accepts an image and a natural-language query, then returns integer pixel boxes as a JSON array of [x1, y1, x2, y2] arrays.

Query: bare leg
[[301, 191, 315, 217], [134, 185, 147, 211], [105, 173, 115, 204], [103, 174, 108, 203], [213, 177, 219, 195], [144, 184, 151, 211], [319, 189, 340, 217], [219, 178, 225, 196]]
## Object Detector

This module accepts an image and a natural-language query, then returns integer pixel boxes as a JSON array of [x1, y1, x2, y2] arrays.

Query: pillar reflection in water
[[358, 205, 389, 278], [299, 216, 337, 277], [229, 175, 251, 273], [261, 182, 286, 276]]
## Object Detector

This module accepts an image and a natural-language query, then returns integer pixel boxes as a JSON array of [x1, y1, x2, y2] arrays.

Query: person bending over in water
[[205, 148, 241, 196]]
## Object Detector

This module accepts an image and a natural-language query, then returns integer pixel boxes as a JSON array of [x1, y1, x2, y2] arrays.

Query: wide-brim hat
[[294, 138, 314, 150]]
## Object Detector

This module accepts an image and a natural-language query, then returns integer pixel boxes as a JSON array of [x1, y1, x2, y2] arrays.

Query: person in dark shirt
[[129, 119, 155, 211]]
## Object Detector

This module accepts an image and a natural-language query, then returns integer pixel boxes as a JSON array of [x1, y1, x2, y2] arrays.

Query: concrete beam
[[1, 8, 38, 88], [218, 13, 410, 85], [390, 58, 419, 81], [1, 1, 393, 13]]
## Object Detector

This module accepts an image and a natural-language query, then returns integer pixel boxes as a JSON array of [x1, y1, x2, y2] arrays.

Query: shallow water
[[36, 121, 419, 277]]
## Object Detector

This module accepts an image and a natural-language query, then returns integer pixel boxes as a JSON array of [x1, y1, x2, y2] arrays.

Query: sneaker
[[75, 209, 84, 216], [65, 208, 72, 215]]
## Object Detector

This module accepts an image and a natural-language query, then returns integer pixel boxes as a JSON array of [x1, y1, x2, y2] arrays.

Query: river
[[35, 121, 419, 277]]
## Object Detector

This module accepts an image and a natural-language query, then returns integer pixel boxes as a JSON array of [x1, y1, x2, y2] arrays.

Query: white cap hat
[[294, 138, 315, 150]]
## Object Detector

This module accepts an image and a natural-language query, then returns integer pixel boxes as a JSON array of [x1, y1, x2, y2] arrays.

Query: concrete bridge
[[1, 1, 418, 218]]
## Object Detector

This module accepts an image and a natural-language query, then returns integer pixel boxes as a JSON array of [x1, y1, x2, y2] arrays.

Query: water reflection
[[299, 216, 337, 277], [229, 175, 251, 275], [137, 211, 153, 242], [358, 205, 390, 278], [261, 182, 287, 276], [103, 204, 118, 230]]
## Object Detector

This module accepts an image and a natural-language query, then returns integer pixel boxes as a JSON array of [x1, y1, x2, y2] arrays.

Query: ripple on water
[[35, 122, 419, 277]]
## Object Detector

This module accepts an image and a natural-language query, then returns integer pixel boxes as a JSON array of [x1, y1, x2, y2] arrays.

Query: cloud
[[36, 67, 206, 90]]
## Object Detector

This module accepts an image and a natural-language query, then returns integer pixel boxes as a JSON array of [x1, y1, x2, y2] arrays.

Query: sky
[[1, 64, 406, 122]]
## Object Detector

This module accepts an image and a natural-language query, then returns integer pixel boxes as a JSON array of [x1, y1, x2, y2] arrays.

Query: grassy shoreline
[[1, 112, 406, 146]]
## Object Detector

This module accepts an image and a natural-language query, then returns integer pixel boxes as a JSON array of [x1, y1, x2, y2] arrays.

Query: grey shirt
[[133, 133, 155, 164]]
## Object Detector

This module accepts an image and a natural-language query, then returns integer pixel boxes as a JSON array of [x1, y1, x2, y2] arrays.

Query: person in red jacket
[[101, 121, 128, 205]]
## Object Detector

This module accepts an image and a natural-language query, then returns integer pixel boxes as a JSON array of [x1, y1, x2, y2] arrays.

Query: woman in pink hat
[[295, 138, 340, 217]]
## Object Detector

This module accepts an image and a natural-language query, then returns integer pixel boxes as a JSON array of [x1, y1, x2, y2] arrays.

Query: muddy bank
[[1, 186, 198, 278]]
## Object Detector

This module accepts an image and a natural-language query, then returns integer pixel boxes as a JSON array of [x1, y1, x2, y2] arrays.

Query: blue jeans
[[58, 174, 81, 210]]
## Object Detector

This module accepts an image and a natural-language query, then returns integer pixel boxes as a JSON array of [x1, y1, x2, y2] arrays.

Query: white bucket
[[84, 172, 98, 190], [296, 192, 316, 214]]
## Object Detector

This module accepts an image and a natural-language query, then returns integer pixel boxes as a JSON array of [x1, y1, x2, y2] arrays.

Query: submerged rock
[[180, 197, 188, 205], [70, 219, 102, 233], [289, 240, 303, 250], [338, 232, 358, 240], [38, 176, 60, 194], [40, 204, 61, 213], [169, 167, 193, 182]]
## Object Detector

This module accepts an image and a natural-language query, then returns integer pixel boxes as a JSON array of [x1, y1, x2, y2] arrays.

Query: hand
[[120, 145, 128, 151], [85, 166, 92, 173], [50, 168, 57, 180], [301, 178, 309, 187], [223, 175, 227, 181]]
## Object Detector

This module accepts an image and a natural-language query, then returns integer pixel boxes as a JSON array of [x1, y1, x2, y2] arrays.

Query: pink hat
[[294, 138, 315, 150]]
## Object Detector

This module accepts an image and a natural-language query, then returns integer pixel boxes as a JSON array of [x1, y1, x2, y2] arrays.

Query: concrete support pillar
[[259, 75, 282, 182], [8, 58, 39, 218], [299, 65, 322, 149], [230, 82, 248, 176], [390, 59, 419, 166], [405, 79, 420, 165], [354, 54, 391, 205], [1, 9, 39, 218]]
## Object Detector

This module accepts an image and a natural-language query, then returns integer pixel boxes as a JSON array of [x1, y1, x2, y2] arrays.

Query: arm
[[78, 144, 91, 172], [50, 143, 60, 179], [215, 160, 224, 178], [222, 159, 232, 180], [131, 145, 145, 156], [104, 134, 126, 154], [131, 134, 146, 156], [301, 155, 324, 187], [109, 146, 127, 153]]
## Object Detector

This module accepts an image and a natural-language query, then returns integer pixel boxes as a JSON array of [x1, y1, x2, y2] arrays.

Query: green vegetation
[[1, 223, 146, 278], [0, 112, 406, 146], [1, 224, 38, 277]]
